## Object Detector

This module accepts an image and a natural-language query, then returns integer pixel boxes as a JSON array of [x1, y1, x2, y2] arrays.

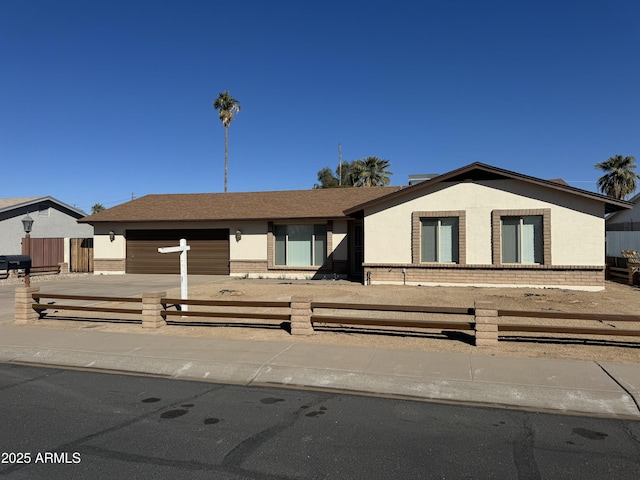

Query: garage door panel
[[126, 230, 229, 275]]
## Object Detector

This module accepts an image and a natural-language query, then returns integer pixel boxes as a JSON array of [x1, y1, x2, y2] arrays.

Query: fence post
[[474, 300, 498, 346], [290, 296, 314, 335], [15, 287, 40, 324], [142, 291, 166, 328]]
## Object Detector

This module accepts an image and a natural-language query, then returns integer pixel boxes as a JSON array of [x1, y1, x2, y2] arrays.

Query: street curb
[[2, 346, 638, 419]]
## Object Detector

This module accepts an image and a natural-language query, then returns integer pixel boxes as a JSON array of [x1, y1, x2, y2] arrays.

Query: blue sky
[[1, 0, 639, 213]]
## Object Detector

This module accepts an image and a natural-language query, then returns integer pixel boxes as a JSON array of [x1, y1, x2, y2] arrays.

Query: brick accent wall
[[94, 259, 126, 272], [230, 259, 346, 278], [364, 264, 604, 288], [230, 260, 268, 274], [267, 222, 275, 268]]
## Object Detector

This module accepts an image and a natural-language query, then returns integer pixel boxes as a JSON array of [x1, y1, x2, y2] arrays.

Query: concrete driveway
[[0, 274, 219, 324]]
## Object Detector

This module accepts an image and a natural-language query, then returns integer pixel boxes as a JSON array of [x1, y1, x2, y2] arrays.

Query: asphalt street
[[1, 364, 639, 479]]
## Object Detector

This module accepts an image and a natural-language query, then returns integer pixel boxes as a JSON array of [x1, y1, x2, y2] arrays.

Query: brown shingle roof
[[0, 197, 44, 211], [79, 187, 403, 223]]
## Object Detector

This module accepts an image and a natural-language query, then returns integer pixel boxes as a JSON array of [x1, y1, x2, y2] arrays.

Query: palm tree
[[91, 203, 105, 214], [313, 158, 393, 188], [213, 91, 241, 192], [595, 155, 640, 200], [353, 157, 393, 187]]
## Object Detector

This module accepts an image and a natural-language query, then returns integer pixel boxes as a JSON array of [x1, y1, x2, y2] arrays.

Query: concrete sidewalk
[[0, 323, 638, 418]]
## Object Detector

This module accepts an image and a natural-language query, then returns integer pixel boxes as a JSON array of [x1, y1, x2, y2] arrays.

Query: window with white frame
[[274, 224, 327, 266], [420, 217, 459, 263], [501, 216, 543, 264]]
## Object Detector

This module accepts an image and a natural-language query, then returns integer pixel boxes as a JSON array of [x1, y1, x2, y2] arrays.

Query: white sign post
[[158, 238, 191, 312]]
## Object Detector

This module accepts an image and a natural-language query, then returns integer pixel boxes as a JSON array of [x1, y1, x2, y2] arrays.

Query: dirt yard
[[29, 276, 640, 365]]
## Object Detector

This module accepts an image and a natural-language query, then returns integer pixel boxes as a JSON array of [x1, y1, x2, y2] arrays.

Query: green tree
[[341, 160, 362, 186], [352, 156, 393, 187], [595, 155, 640, 199], [91, 203, 105, 214], [213, 91, 241, 193], [314, 167, 340, 188], [314, 158, 393, 188]]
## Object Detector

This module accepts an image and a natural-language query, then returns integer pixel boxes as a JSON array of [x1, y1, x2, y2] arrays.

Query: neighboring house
[[605, 192, 640, 256], [0, 196, 93, 253], [606, 192, 639, 231], [80, 163, 631, 291]]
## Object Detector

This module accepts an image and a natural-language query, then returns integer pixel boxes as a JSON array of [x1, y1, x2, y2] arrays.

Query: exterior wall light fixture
[[235, 230, 242, 241]]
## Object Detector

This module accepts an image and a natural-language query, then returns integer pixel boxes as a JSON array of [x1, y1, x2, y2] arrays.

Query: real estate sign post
[[158, 238, 190, 311]]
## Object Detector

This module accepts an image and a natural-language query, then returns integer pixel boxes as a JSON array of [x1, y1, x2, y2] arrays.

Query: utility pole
[[338, 143, 342, 186]]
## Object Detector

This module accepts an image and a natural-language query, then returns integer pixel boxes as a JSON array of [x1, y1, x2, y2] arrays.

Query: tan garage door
[[126, 229, 229, 275]]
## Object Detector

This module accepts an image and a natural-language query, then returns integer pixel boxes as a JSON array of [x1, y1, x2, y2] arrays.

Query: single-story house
[[80, 163, 632, 291], [0, 197, 94, 267]]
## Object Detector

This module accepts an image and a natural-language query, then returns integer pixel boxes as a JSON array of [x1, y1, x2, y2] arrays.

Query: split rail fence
[[14, 287, 640, 347]]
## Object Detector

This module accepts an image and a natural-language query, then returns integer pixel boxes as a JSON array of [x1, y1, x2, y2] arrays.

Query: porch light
[[235, 230, 242, 241], [109, 230, 115, 242], [21, 213, 34, 233]]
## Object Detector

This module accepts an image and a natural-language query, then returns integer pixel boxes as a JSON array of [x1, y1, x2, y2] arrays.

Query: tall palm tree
[[213, 91, 241, 192], [353, 157, 393, 187], [595, 155, 639, 200]]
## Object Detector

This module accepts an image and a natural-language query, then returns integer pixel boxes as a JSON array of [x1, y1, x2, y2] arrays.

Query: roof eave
[[80, 215, 351, 225], [345, 162, 634, 214], [1, 196, 88, 217]]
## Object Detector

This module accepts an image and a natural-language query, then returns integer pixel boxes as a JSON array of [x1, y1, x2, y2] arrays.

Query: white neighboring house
[[0, 196, 94, 265], [606, 191, 640, 256]]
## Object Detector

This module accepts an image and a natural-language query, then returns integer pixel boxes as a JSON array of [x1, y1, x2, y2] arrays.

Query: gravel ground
[[0, 272, 79, 286], [15, 273, 640, 364]]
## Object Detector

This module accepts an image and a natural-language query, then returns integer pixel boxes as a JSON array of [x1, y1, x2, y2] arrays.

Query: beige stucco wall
[[229, 221, 267, 260], [332, 220, 348, 261], [364, 180, 605, 266], [94, 226, 126, 260]]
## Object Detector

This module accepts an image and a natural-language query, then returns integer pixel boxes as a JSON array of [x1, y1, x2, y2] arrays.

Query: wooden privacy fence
[[22, 237, 64, 273], [14, 287, 640, 347], [70, 238, 94, 273]]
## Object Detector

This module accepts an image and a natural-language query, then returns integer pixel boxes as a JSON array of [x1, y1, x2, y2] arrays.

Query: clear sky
[[1, 0, 638, 213]]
